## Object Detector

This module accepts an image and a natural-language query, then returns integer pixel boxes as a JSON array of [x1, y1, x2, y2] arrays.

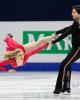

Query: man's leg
[[53, 48, 80, 94], [61, 66, 71, 93]]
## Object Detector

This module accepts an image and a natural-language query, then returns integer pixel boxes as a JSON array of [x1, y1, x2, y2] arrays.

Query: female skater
[[0, 33, 55, 72]]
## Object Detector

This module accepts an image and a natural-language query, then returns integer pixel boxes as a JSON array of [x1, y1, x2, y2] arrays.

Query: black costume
[[52, 20, 80, 94]]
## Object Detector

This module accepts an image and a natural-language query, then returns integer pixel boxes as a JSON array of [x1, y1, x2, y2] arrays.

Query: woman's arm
[[0, 59, 16, 72]]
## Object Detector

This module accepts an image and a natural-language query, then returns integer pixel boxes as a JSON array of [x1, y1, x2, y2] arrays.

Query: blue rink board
[[4, 63, 80, 71]]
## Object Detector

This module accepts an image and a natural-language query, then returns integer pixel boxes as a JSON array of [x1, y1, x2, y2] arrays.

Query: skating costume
[[52, 20, 80, 94], [0, 37, 49, 71]]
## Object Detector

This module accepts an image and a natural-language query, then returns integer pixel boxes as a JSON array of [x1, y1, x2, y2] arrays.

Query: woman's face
[[16, 50, 24, 60]]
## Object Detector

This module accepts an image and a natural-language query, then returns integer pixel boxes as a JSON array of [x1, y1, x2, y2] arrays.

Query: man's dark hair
[[7, 33, 13, 38], [72, 5, 80, 14]]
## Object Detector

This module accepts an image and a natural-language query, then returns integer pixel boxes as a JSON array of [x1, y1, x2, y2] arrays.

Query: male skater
[[51, 5, 80, 94]]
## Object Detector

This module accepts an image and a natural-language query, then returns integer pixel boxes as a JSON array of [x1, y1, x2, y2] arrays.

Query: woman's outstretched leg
[[23, 34, 55, 52]]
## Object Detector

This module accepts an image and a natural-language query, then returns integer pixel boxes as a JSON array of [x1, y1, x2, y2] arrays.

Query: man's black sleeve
[[51, 23, 75, 44], [56, 26, 71, 35]]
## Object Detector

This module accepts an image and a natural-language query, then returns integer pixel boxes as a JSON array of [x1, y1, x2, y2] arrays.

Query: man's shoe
[[61, 88, 66, 93], [61, 88, 71, 94], [66, 89, 71, 93], [53, 89, 61, 94]]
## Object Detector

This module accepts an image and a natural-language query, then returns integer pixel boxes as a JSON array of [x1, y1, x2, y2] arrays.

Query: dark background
[[0, 0, 80, 21]]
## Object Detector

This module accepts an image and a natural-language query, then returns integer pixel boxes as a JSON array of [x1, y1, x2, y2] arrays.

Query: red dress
[[4, 36, 26, 53], [0, 37, 49, 71]]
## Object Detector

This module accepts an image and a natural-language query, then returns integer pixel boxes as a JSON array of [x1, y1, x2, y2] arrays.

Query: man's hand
[[51, 39, 55, 44], [8, 69, 16, 72], [49, 39, 55, 45]]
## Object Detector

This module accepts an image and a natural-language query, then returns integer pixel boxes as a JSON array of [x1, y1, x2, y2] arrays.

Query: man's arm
[[51, 22, 75, 44], [55, 26, 71, 35], [50, 25, 72, 43]]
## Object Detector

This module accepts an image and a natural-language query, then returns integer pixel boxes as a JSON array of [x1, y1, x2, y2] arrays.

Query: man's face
[[72, 9, 80, 20]]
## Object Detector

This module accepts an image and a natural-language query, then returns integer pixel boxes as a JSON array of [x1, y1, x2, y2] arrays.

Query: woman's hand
[[8, 69, 16, 72], [51, 34, 57, 39]]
